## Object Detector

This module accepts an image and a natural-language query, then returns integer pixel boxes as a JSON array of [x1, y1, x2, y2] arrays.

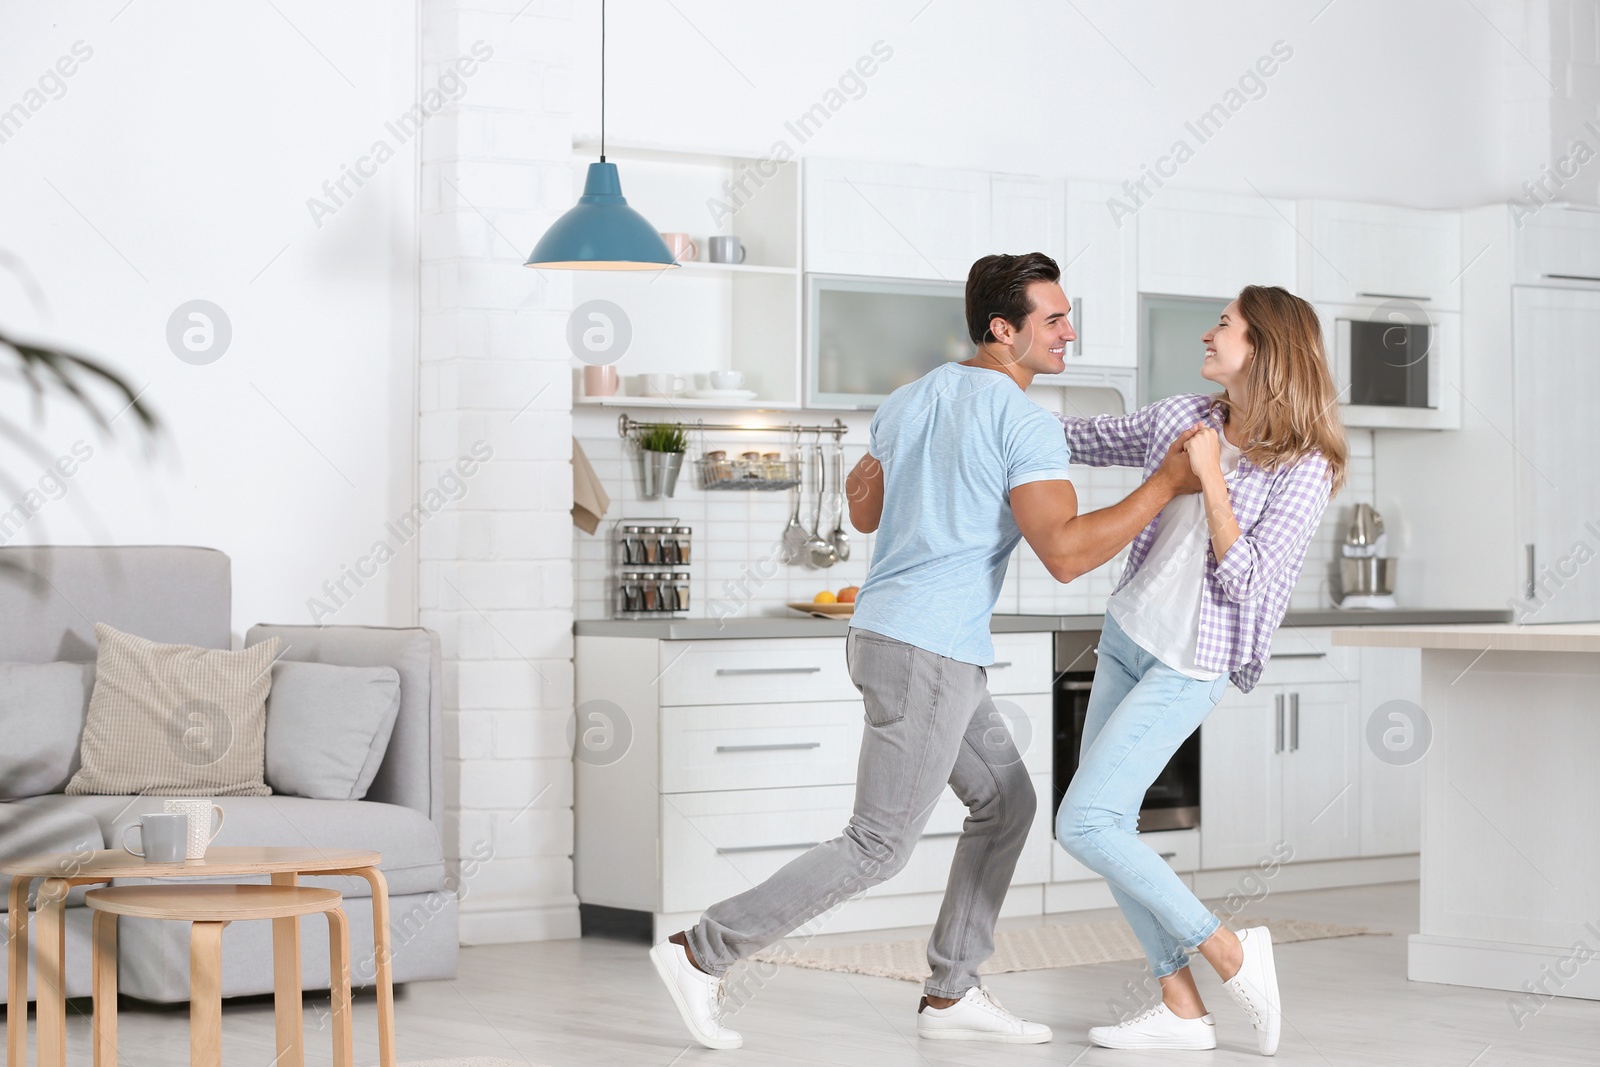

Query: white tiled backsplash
[[574, 396, 1376, 623]]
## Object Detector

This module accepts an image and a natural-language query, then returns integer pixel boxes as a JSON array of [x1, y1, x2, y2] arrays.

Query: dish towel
[[572, 437, 610, 534]]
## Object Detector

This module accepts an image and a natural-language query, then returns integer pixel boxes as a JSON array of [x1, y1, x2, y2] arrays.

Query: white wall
[[570, 0, 1516, 210], [0, 0, 420, 636]]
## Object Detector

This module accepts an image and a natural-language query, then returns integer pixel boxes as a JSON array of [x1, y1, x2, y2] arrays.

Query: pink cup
[[660, 233, 697, 262], [583, 365, 620, 397]]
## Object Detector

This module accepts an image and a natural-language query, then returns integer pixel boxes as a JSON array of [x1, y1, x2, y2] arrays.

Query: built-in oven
[[1053, 629, 1201, 832], [1322, 300, 1461, 430]]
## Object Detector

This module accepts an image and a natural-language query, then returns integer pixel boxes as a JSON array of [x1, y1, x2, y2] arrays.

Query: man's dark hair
[[964, 252, 1061, 345]]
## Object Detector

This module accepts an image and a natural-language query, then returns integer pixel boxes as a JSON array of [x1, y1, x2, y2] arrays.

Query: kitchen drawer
[[661, 776, 1054, 914], [1051, 827, 1200, 883], [1260, 627, 1358, 686], [659, 638, 855, 707], [660, 701, 864, 794], [986, 633, 1054, 694]]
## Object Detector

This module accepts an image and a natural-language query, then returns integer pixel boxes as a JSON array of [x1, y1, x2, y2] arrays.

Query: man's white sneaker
[[916, 986, 1051, 1044], [1088, 1004, 1217, 1050], [648, 938, 742, 1050], [1223, 926, 1282, 1056]]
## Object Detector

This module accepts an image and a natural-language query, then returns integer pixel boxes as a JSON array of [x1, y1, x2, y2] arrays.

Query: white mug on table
[[162, 798, 226, 859]]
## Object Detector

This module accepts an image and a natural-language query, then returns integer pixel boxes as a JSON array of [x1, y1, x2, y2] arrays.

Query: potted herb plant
[[638, 422, 687, 499]]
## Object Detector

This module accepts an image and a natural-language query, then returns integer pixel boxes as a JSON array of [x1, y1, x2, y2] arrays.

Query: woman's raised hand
[[1183, 422, 1222, 477]]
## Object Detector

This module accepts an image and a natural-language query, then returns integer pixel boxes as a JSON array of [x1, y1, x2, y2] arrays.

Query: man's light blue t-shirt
[[850, 362, 1073, 666]]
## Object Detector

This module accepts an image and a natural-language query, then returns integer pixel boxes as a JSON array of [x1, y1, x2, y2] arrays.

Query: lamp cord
[[600, 0, 606, 162]]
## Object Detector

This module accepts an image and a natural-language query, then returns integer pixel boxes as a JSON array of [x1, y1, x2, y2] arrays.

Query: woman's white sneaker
[[1088, 1004, 1217, 1050], [1223, 926, 1282, 1056], [916, 986, 1052, 1043], [648, 938, 742, 1050]]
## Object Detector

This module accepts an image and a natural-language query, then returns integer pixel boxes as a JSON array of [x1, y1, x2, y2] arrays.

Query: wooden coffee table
[[3, 847, 395, 1067]]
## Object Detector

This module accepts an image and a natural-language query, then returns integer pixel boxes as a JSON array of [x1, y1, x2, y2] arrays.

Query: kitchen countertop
[[1333, 621, 1600, 653], [575, 607, 1513, 640]]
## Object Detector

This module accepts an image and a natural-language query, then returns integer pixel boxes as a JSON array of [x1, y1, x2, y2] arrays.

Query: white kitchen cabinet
[[990, 175, 1065, 264], [1297, 200, 1462, 310], [804, 158, 990, 281], [1200, 685, 1282, 869], [1279, 683, 1361, 862], [1357, 646, 1423, 856], [1059, 180, 1138, 370], [1512, 285, 1600, 622], [576, 630, 1056, 938], [1512, 203, 1600, 287], [1201, 629, 1362, 869], [1137, 189, 1297, 299]]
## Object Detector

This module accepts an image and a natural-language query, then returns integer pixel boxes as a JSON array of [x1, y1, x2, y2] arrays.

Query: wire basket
[[697, 456, 801, 491]]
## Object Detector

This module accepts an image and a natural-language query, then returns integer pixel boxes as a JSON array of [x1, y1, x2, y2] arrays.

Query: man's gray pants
[[686, 626, 1037, 998]]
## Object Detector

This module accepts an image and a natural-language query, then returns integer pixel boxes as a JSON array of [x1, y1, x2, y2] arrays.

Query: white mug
[[709, 370, 744, 390], [163, 798, 225, 860], [642, 372, 687, 397]]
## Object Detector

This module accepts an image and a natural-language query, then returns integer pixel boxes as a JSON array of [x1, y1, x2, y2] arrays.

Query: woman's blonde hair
[[1210, 285, 1348, 495]]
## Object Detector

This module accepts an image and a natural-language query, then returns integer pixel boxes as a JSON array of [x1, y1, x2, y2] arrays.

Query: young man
[[650, 252, 1202, 1050]]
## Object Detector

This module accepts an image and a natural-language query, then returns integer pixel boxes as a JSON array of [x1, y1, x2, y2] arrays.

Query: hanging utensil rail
[[618, 415, 848, 439]]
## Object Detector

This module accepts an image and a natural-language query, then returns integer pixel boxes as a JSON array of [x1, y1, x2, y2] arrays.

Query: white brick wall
[[573, 400, 1374, 622], [420, 0, 578, 944]]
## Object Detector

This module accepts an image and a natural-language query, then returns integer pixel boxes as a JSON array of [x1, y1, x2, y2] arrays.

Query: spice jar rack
[[613, 519, 692, 618]]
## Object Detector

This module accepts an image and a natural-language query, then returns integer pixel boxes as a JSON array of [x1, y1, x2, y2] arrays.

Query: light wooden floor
[[6, 881, 1598, 1065]]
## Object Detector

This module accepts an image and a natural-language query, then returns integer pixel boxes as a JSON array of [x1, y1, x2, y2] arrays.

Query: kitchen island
[[1333, 623, 1600, 1003]]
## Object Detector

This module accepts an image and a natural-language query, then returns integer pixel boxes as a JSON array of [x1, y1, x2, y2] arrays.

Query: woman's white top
[[1107, 433, 1242, 680]]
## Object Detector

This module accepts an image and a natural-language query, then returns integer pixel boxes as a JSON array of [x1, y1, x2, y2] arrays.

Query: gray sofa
[[0, 545, 458, 1003]]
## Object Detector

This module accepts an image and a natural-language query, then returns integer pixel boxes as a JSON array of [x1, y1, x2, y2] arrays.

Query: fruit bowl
[[786, 601, 855, 619]]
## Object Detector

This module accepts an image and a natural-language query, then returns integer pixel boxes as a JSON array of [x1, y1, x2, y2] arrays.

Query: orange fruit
[[813, 590, 838, 604]]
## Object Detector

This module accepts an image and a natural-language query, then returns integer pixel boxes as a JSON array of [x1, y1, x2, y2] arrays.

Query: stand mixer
[[1337, 503, 1397, 610]]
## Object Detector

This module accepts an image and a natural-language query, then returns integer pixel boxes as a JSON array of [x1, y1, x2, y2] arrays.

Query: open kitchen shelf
[[569, 144, 805, 409]]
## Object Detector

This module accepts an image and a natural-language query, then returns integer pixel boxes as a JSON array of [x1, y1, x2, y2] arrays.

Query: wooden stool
[[85, 884, 352, 1067]]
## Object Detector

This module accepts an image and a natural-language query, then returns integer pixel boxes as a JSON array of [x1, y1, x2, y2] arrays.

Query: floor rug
[[751, 917, 1385, 982]]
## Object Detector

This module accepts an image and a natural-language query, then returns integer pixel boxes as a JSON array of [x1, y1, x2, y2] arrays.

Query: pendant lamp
[[525, 0, 675, 271]]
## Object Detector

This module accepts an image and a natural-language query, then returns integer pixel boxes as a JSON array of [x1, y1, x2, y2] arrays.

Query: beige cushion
[[66, 623, 280, 797]]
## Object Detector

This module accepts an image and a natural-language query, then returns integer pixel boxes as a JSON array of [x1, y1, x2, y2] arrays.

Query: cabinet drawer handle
[[1158, 851, 1179, 861], [1290, 692, 1300, 752], [1357, 291, 1432, 302], [1272, 652, 1327, 660], [1071, 296, 1084, 357], [716, 841, 820, 855], [714, 667, 823, 676], [1544, 273, 1600, 283], [988, 661, 1013, 669], [1274, 693, 1285, 754], [1060, 681, 1095, 692], [921, 830, 964, 840], [715, 742, 823, 754]]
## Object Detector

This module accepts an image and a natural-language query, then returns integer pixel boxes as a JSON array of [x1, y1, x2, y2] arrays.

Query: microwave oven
[[805, 274, 969, 408], [1321, 301, 1461, 430]]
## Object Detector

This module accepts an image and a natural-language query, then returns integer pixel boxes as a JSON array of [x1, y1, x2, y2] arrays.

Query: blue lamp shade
[[525, 162, 678, 271]]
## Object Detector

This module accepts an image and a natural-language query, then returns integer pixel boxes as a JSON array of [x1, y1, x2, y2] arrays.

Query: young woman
[[1055, 285, 1347, 1055]]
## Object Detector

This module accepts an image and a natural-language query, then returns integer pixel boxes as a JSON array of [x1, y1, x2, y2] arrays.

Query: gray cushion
[[0, 545, 231, 663], [67, 623, 279, 797], [266, 661, 401, 800], [246, 625, 442, 825], [47, 793, 446, 898], [0, 662, 94, 797]]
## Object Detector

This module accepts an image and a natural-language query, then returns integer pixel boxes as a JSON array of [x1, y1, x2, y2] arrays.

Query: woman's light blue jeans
[[1055, 612, 1230, 977]]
